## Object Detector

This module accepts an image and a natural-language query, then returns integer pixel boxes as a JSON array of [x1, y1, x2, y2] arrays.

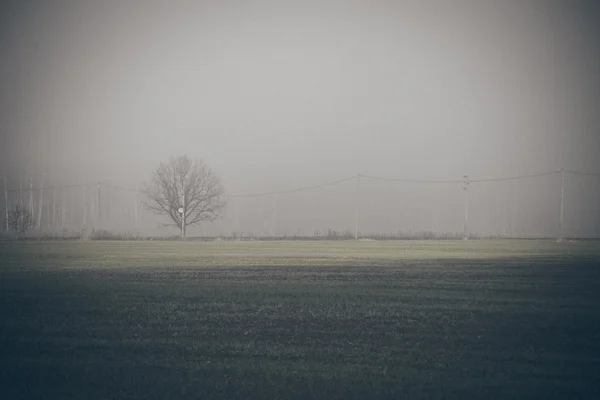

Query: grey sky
[[2, 1, 599, 183], [1, 1, 600, 236]]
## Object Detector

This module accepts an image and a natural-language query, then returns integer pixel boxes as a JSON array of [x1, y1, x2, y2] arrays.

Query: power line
[[470, 170, 562, 183], [361, 170, 565, 184], [564, 170, 600, 177], [360, 174, 463, 184], [102, 183, 141, 192], [227, 176, 357, 198], [2, 169, 599, 195]]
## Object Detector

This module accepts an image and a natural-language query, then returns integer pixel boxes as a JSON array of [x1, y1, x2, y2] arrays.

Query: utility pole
[[52, 184, 56, 231], [19, 179, 23, 208], [29, 178, 34, 221], [559, 168, 564, 240], [4, 174, 8, 232], [355, 173, 360, 240], [431, 204, 437, 236], [96, 182, 101, 230], [61, 187, 67, 230], [37, 174, 45, 229], [82, 184, 87, 230], [270, 197, 277, 237], [495, 203, 499, 237], [235, 198, 240, 233], [463, 175, 469, 240]]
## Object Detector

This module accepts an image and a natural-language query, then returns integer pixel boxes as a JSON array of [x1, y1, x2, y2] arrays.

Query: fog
[[1, 0, 600, 238]]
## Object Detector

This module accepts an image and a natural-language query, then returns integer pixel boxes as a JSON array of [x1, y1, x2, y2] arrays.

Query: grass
[[1, 240, 599, 399]]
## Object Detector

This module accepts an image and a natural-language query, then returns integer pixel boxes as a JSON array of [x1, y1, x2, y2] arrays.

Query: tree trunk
[[181, 189, 186, 239]]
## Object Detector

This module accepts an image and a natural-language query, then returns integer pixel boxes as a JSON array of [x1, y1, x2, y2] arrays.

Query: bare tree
[[8, 204, 34, 239], [142, 155, 225, 238]]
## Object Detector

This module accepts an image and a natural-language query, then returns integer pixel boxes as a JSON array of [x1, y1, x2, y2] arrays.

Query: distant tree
[[8, 204, 34, 239], [142, 155, 225, 238]]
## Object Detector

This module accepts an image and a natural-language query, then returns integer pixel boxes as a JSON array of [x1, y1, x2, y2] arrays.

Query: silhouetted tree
[[142, 155, 225, 238], [8, 205, 34, 239]]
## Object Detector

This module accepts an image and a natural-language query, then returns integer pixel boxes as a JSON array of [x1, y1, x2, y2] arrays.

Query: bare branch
[[8, 205, 35, 239]]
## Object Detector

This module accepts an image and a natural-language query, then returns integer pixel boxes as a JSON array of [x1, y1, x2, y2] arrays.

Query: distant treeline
[[0, 228, 580, 241]]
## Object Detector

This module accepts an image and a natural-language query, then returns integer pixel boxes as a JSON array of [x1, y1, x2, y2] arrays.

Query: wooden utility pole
[[355, 173, 360, 240], [235, 198, 239, 231], [270, 197, 276, 237], [29, 178, 34, 220], [96, 182, 101, 230], [4, 174, 8, 232], [52, 184, 56, 230], [82, 184, 87, 229], [559, 168, 564, 240], [463, 175, 469, 240], [37, 174, 45, 229], [61, 187, 67, 229]]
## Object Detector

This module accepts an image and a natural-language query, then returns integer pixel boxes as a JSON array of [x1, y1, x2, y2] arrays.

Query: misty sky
[[1, 0, 600, 193]]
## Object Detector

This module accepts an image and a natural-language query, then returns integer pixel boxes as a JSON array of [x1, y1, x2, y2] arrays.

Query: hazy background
[[1, 0, 599, 237]]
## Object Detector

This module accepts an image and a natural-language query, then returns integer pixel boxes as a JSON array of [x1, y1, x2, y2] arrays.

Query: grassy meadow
[[1, 240, 599, 399]]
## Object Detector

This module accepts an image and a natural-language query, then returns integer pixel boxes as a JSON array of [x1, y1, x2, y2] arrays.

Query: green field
[[1, 240, 599, 399]]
